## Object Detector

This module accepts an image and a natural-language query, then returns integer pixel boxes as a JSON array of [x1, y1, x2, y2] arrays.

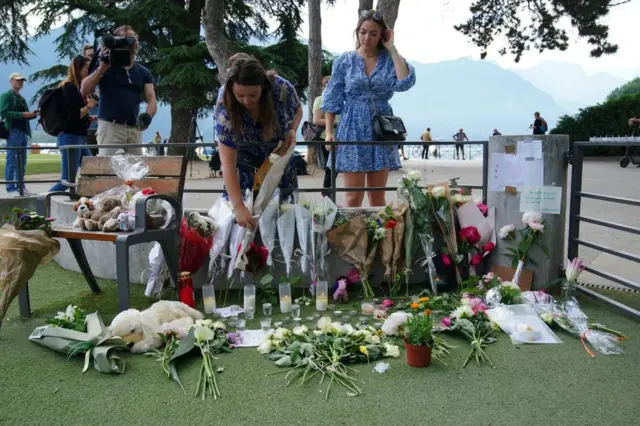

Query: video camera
[[88, 27, 136, 72]]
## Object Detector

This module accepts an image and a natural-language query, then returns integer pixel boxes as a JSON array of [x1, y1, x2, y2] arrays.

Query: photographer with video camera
[[81, 25, 157, 156]]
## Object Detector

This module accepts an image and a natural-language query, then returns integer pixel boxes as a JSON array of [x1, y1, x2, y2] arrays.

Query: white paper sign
[[233, 329, 271, 348], [489, 153, 544, 192], [517, 140, 543, 160], [519, 186, 562, 214]]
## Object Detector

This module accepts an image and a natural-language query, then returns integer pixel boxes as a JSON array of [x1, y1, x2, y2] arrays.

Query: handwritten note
[[519, 186, 562, 214], [489, 153, 544, 192], [517, 140, 543, 160]]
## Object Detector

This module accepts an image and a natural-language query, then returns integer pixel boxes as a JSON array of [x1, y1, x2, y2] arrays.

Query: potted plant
[[403, 313, 434, 368]]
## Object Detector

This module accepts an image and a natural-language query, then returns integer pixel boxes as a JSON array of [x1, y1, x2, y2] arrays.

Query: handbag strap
[[367, 81, 379, 118]]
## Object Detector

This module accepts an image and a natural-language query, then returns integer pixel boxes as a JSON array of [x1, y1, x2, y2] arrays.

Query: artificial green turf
[[0, 153, 62, 176], [1, 262, 639, 426]]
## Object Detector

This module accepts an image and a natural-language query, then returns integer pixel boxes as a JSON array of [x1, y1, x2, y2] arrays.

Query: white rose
[[329, 322, 342, 335], [317, 316, 332, 332], [370, 335, 381, 345], [269, 153, 281, 164], [274, 327, 289, 340], [201, 319, 213, 327], [522, 212, 542, 226], [461, 296, 471, 306], [341, 324, 355, 336], [383, 343, 400, 359], [257, 339, 273, 354], [406, 170, 422, 182], [293, 325, 308, 336], [502, 281, 520, 290], [211, 321, 226, 330], [431, 186, 446, 199], [313, 330, 323, 337], [499, 224, 516, 240], [312, 206, 324, 218], [451, 193, 469, 204]]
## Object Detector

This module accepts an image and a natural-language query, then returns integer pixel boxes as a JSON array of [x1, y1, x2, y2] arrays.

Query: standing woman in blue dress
[[216, 57, 303, 229], [322, 10, 415, 207]]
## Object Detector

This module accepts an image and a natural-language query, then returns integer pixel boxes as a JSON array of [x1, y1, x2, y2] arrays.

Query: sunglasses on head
[[361, 9, 383, 21]]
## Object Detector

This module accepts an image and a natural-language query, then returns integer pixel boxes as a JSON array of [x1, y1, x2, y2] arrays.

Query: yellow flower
[[410, 303, 420, 309], [418, 297, 430, 302], [359, 346, 368, 356]]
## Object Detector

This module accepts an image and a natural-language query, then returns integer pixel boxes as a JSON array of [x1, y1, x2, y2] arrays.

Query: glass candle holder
[[262, 302, 272, 317], [260, 317, 272, 331], [361, 300, 375, 316], [279, 283, 292, 314], [244, 285, 256, 313], [315, 281, 329, 311], [236, 319, 246, 332], [202, 283, 216, 314], [245, 308, 255, 320], [291, 304, 301, 319]]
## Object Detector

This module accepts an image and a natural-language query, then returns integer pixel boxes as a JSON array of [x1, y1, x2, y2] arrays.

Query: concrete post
[[487, 135, 570, 290]]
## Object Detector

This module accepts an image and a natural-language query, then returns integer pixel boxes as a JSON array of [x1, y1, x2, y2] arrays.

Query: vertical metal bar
[[481, 141, 489, 204], [66, 147, 74, 193], [567, 143, 584, 260], [17, 147, 24, 196], [330, 142, 337, 203]]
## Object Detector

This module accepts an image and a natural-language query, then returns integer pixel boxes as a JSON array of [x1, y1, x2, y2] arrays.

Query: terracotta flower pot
[[404, 340, 432, 368]]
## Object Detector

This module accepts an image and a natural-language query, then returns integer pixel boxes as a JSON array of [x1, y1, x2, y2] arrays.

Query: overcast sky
[[299, 0, 639, 78]]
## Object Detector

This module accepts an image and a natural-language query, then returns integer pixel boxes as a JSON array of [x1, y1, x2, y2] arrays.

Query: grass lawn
[[0, 153, 61, 175], [1, 262, 639, 425]]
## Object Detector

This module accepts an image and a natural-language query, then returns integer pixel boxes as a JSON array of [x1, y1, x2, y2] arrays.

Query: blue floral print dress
[[322, 50, 416, 172], [215, 76, 300, 195]]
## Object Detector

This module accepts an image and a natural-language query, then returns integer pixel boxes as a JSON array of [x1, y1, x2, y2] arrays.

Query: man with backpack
[[0, 73, 39, 196], [532, 112, 548, 135]]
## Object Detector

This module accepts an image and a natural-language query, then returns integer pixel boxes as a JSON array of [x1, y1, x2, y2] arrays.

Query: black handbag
[[369, 86, 407, 142], [302, 121, 324, 142], [0, 121, 8, 140]]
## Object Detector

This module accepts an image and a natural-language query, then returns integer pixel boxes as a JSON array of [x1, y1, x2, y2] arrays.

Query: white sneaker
[[22, 189, 33, 196], [9, 191, 20, 197]]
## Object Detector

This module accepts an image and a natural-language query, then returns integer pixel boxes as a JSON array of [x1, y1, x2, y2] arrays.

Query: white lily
[[565, 257, 584, 283], [65, 305, 76, 318], [193, 326, 214, 344]]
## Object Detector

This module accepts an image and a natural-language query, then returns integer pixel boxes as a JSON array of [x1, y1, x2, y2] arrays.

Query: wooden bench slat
[[80, 156, 185, 177], [52, 225, 119, 242], [77, 177, 181, 198]]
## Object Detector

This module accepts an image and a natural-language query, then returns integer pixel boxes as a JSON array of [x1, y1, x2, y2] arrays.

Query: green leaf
[[168, 329, 196, 363], [275, 355, 292, 367], [518, 240, 532, 254], [260, 274, 274, 286]]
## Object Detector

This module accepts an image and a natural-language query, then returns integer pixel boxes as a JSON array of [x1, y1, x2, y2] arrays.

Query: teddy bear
[[116, 212, 136, 232], [81, 196, 122, 232], [72, 197, 95, 228], [109, 301, 204, 353]]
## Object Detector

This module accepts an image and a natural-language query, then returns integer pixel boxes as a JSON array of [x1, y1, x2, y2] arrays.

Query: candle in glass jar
[[361, 301, 375, 315], [203, 296, 216, 314], [279, 295, 292, 313], [244, 295, 256, 312], [316, 293, 328, 311]]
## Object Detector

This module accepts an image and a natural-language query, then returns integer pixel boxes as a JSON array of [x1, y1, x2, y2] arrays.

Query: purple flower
[[226, 332, 242, 346]]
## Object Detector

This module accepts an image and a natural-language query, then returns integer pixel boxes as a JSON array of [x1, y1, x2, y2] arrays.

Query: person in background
[[81, 25, 157, 156], [0, 73, 39, 196], [493, 128, 501, 136], [531, 111, 547, 135], [216, 57, 303, 229], [628, 116, 640, 127], [323, 10, 416, 207], [420, 127, 432, 159], [312, 75, 340, 197], [452, 128, 468, 160], [398, 144, 407, 161], [50, 56, 96, 192], [82, 44, 99, 155], [153, 131, 164, 156]]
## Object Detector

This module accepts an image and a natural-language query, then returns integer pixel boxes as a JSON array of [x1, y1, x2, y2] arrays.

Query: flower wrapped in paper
[[259, 189, 280, 267], [311, 196, 338, 282], [377, 203, 408, 292], [277, 197, 296, 277], [207, 198, 235, 279], [0, 211, 60, 329], [179, 212, 217, 307], [429, 182, 461, 289], [227, 189, 253, 279], [29, 312, 127, 374], [293, 194, 312, 274]]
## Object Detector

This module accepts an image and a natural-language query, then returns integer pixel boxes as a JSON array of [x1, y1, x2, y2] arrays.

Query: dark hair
[[354, 10, 388, 50], [228, 52, 251, 69], [223, 58, 276, 140], [58, 55, 90, 89], [427, 128, 431, 131]]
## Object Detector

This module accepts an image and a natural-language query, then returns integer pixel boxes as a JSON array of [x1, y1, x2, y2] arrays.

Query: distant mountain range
[[0, 30, 630, 144]]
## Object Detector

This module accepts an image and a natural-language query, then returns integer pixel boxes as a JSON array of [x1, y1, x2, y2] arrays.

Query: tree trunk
[[203, 0, 238, 84], [376, 0, 400, 29], [359, 0, 374, 18], [168, 107, 193, 156], [307, 0, 323, 121]]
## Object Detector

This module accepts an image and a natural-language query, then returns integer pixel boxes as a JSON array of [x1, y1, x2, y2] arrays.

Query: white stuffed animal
[[116, 212, 136, 232], [109, 301, 204, 353]]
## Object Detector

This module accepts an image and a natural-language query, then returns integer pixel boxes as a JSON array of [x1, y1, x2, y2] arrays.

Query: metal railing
[[1, 140, 489, 202], [568, 140, 640, 320]]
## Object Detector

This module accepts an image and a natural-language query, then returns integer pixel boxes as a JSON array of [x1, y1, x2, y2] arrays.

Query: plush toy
[[82, 197, 123, 232], [116, 212, 136, 232], [72, 197, 95, 228], [109, 301, 204, 353], [333, 276, 349, 303]]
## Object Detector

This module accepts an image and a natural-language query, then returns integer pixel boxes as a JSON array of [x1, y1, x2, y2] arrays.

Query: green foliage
[[607, 77, 640, 102], [551, 93, 640, 156], [404, 314, 434, 347]]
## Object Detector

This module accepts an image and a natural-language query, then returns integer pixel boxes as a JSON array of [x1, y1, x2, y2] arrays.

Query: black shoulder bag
[[368, 86, 407, 142], [0, 93, 16, 140]]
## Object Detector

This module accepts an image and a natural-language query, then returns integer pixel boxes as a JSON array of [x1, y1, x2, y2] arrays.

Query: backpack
[[540, 118, 548, 133], [38, 86, 67, 136]]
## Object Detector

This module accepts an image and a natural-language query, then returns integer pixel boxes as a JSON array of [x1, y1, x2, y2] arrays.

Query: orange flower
[[424, 309, 432, 316], [418, 297, 430, 302], [410, 303, 420, 309]]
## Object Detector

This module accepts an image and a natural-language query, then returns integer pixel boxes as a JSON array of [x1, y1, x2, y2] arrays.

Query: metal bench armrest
[[37, 192, 82, 218], [133, 194, 183, 232]]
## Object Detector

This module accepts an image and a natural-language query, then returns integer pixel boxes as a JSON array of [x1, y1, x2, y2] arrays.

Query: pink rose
[[459, 226, 481, 245], [441, 253, 452, 266], [470, 252, 483, 266], [477, 203, 488, 216], [382, 299, 394, 308], [347, 267, 360, 283], [441, 317, 452, 327], [482, 242, 496, 253], [469, 297, 484, 310]]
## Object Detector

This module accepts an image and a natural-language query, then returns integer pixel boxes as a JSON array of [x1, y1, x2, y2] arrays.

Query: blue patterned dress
[[322, 50, 416, 172], [215, 76, 300, 195]]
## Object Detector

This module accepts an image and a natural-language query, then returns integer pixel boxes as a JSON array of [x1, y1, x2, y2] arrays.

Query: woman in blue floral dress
[[216, 57, 303, 228], [322, 10, 416, 207]]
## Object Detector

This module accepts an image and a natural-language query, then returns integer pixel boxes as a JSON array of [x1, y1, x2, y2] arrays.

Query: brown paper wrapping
[[327, 215, 368, 269], [378, 203, 408, 282], [0, 224, 60, 328]]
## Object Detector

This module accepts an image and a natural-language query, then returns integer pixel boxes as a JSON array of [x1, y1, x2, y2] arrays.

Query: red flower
[[385, 219, 397, 229], [477, 203, 488, 216], [459, 226, 481, 245], [482, 242, 496, 253], [470, 253, 483, 266], [441, 253, 452, 266], [245, 242, 268, 273]]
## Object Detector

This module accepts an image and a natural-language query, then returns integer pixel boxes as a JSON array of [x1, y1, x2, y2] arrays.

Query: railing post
[[67, 148, 74, 194], [567, 142, 584, 260], [481, 141, 489, 203], [17, 147, 24, 196], [330, 142, 337, 203]]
